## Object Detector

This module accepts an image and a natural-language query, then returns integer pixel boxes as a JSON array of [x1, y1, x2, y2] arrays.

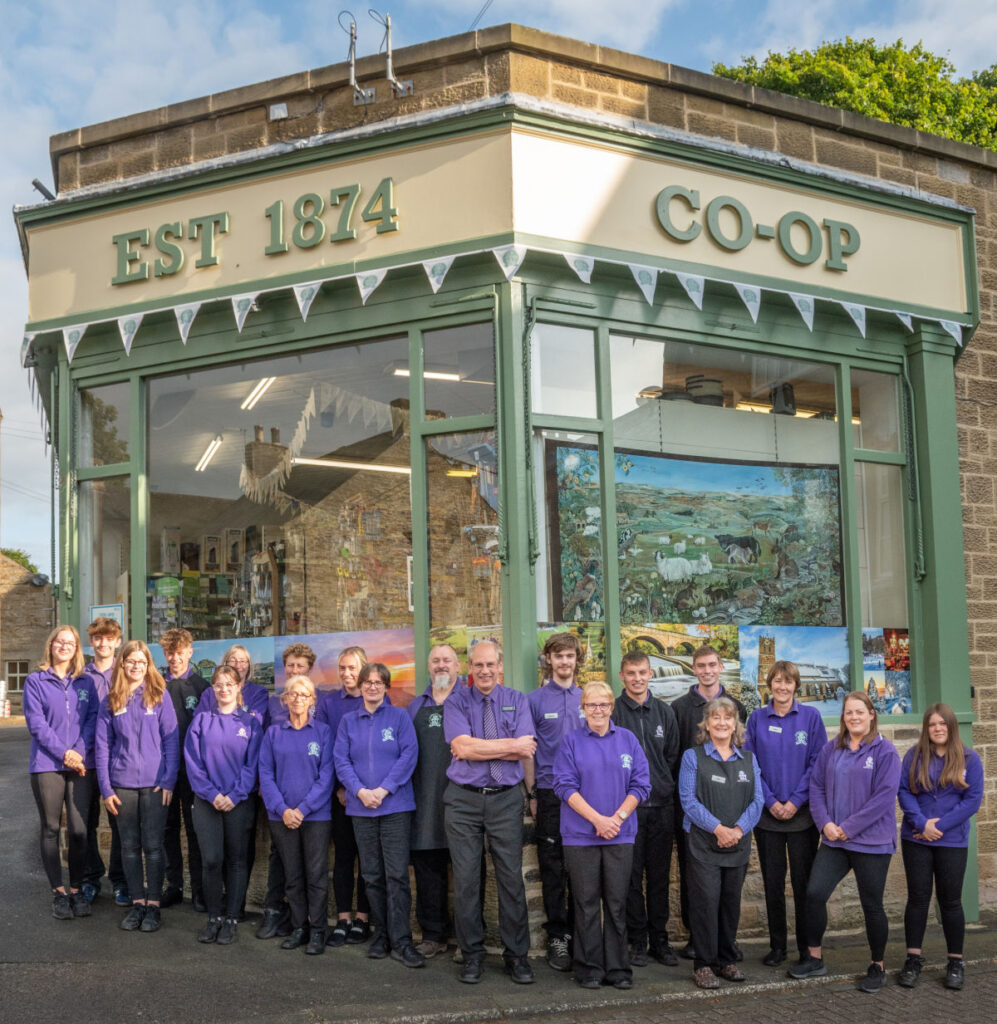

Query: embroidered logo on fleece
[[237, 727, 248, 739], [77, 689, 89, 702], [185, 696, 198, 710], [381, 727, 395, 742], [863, 755, 874, 770], [620, 753, 633, 770], [655, 724, 664, 738], [795, 731, 808, 745], [307, 742, 320, 757]]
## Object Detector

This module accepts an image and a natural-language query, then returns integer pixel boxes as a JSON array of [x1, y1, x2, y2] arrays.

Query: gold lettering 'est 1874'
[[109, 179, 398, 286], [655, 185, 860, 271]]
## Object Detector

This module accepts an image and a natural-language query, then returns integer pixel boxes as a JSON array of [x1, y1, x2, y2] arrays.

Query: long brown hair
[[38, 624, 85, 677], [108, 640, 166, 713], [908, 702, 968, 793], [835, 691, 879, 748]]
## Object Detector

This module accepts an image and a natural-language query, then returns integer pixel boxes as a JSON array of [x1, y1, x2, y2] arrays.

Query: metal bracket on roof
[[340, 12, 375, 105], [370, 10, 413, 98]]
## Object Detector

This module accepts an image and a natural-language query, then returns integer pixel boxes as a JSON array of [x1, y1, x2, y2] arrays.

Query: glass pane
[[855, 462, 908, 627], [79, 476, 130, 635], [146, 337, 413, 645], [531, 324, 597, 418], [80, 383, 130, 466], [851, 369, 901, 451], [425, 429, 500, 630], [422, 322, 495, 418]]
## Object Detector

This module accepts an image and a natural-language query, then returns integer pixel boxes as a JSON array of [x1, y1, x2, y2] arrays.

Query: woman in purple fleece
[[787, 691, 901, 993]]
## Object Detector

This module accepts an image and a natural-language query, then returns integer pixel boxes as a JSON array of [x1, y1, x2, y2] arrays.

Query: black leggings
[[192, 796, 255, 919], [901, 839, 968, 955], [804, 844, 891, 960], [31, 771, 92, 891]]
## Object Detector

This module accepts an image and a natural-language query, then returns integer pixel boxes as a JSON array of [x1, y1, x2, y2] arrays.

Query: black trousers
[[444, 782, 529, 960], [354, 812, 414, 950], [163, 774, 203, 897], [804, 845, 891, 960], [627, 803, 674, 948], [686, 853, 748, 972], [116, 787, 168, 902], [564, 843, 633, 985], [332, 798, 368, 917], [264, 839, 287, 911], [192, 796, 255, 919], [83, 783, 124, 888], [30, 771, 91, 891], [755, 825, 819, 954], [901, 839, 968, 955], [411, 847, 451, 943], [535, 787, 572, 939], [269, 818, 331, 930], [674, 809, 691, 932]]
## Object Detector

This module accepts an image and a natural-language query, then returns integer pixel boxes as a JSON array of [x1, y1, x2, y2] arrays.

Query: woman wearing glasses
[[334, 662, 422, 967], [95, 640, 180, 932], [552, 681, 650, 990], [184, 665, 263, 944], [258, 676, 335, 954], [24, 625, 98, 919], [198, 645, 269, 726]]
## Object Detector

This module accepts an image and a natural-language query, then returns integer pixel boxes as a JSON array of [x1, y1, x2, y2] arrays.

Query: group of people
[[24, 622, 982, 993]]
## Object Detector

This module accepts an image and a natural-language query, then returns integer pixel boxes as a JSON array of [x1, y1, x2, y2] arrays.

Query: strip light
[[292, 456, 411, 475], [241, 377, 276, 410], [392, 368, 461, 381], [195, 435, 223, 472]]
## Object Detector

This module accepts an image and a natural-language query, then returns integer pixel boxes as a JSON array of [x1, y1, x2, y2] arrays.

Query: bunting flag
[[564, 253, 595, 284], [174, 302, 201, 344], [356, 269, 387, 305], [490, 245, 525, 282], [843, 302, 867, 338], [676, 272, 706, 310], [62, 324, 87, 363], [422, 256, 455, 294], [894, 311, 914, 333], [117, 313, 143, 356], [20, 332, 36, 368], [789, 293, 815, 331], [231, 293, 259, 333], [733, 283, 761, 323], [293, 282, 322, 321], [940, 320, 964, 346], [240, 387, 316, 505], [628, 264, 658, 305]]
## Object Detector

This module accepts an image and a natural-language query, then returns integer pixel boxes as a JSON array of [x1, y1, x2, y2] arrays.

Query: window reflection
[[422, 323, 495, 418], [80, 383, 130, 466]]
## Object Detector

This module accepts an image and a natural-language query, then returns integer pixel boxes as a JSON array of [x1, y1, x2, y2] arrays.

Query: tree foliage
[[714, 38, 997, 152], [2, 548, 39, 573]]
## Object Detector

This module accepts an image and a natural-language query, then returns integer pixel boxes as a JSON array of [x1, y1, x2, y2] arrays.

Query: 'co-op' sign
[[656, 185, 860, 272]]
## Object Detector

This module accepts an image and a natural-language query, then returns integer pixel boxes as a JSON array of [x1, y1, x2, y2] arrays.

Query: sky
[[3, 0, 996, 575]]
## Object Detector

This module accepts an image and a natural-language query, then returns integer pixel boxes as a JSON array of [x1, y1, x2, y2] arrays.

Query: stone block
[[599, 94, 646, 119], [775, 121, 815, 162], [56, 152, 79, 192], [686, 112, 737, 144], [815, 136, 878, 176], [736, 124, 776, 151], [582, 70, 622, 96], [551, 83, 599, 110], [647, 85, 685, 129], [224, 124, 267, 155], [155, 125, 193, 168], [551, 62, 582, 86], [508, 52, 551, 98]]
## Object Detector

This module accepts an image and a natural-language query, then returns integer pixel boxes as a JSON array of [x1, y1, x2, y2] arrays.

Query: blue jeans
[[115, 787, 168, 903], [353, 812, 414, 950]]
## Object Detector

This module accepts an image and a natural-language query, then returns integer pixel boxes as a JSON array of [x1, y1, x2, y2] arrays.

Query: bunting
[[356, 269, 387, 305], [843, 302, 867, 338], [293, 282, 322, 322], [676, 272, 706, 310], [894, 312, 914, 333], [789, 293, 815, 332], [20, 333, 36, 368], [231, 293, 259, 333], [492, 245, 527, 281], [422, 256, 455, 294], [733, 283, 761, 323], [62, 325, 87, 363], [940, 320, 963, 347], [117, 313, 143, 356], [628, 264, 658, 305], [564, 253, 595, 284], [174, 302, 201, 344]]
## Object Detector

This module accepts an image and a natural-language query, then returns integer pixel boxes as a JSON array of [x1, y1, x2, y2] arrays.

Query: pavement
[[2, 725, 995, 1024]]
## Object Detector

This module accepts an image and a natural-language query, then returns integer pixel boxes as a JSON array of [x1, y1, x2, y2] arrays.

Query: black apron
[[688, 746, 755, 867], [410, 699, 450, 850]]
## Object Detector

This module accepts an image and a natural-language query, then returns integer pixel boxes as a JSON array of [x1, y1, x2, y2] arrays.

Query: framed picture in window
[[201, 535, 222, 573], [225, 528, 244, 572]]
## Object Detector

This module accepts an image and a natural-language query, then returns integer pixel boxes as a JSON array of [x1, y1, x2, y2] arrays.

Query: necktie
[[481, 695, 504, 784]]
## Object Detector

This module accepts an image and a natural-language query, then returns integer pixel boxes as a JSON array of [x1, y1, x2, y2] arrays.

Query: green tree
[[2, 548, 39, 573], [714, 38, 997, 151]]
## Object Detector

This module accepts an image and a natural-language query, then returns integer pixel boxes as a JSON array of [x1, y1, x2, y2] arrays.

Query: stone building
[[0, 551, 53, 694]]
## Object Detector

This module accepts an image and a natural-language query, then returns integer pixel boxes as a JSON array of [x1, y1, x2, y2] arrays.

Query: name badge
[[544, 712, 559, 720], [114, 708, 128, 716], [710, 774, 726, 784], [768, 725, 782, 734], [502, 705, 516, 712]]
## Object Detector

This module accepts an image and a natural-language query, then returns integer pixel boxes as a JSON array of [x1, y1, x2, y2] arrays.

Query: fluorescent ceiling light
[[446, 469, 479, 478], [195, 435, 223, 472], [292, 456, 411, 475], [392, 368, 461, 381], [241, 377, 276, 410]]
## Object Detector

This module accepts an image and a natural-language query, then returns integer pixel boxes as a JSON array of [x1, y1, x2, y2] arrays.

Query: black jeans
[[535, 787, 571, 939], [755, 826, 819, 954], [353, 812, 414, 950], [627, 803, 674, 948], [564, 843, 633, 985], [115, 787, 169, 903], [163, 774, 203, 897], [83, 785, 125, 889], [269, 818, 331, 930], [332, 797, 368, 917], [686, 853, 748, 972], [192, 796, 255, 919], [31, 771, 91, 891], [674, 809, 691, 932], [804, 844, 891, 960], [901, 839, 968, 955], [411, 847, 451, 943]]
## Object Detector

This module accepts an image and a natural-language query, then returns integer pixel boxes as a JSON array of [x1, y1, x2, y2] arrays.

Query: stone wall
[[0, 553, 53, 686]]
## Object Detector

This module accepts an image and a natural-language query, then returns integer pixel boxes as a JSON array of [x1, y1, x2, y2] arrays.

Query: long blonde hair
[[38, 624, 85, 677], [108, 640, 166, 713]]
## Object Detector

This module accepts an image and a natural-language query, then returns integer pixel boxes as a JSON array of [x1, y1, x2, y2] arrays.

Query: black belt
[[456, 782, 515, 795]]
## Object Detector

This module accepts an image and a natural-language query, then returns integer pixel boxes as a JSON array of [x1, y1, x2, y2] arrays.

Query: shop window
[[79, 476, 130, 636], [145, 337, 413, 648], [421, 323, 495, 418], [80, 383, 130, 466], [4, 661, 29, 691], [531, 324, 597, 418], [851, 368, 901, 451]]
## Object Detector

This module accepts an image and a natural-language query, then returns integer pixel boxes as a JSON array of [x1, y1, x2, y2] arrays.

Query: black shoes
[[139, 905, 161, 932], [216, 918, 238, 945], [680, 941, 696, 961], [346, 919, 370, 944], [255, 907, 290, 940], [51, 892, 73, 920], [391, 944, 427, 968], [120, 904, 146, 931], [898, 954, 924, 988], [198, 917, 223, 943], [459, 958, 484, 984], [192, 893, 207, 914], [629, 942, 649, 967], [159, 887, 183, 908], [326, 919, 350, 947], [505, 956, 535, 984], [612, 976, 633, 989], [577, 977, 601, 989], [305, 928, 326, 955], [367, 935, 390, 959], [858, 963, 885, 993], [281, 927, 309, 950], [70, 892, 91, 918], [788, 955, 827, 979], [546, 936, 572, 972], [763, 948, 787, 967], [945, 958, 965, 990], [650, 943, 679, 967]]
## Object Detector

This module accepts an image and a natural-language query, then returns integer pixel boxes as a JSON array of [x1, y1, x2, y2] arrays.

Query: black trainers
[[51, 892, 73, 920], [897, 954, 924, 988], [858, 962, 885, 993], [505, 956, 535, 984], [198, 917, 223, 943], [629, 941, 649, 967], [391, 944, 427, 968], [367, 934, 390, 959], [120, 904, 146, 931], [326, 919, 350, 947], [546, 936, 571, 972], [255, 907, 289, 940], [650, 943, 679, 967], [945, 958, 965, 990], [139, 905, 162, 932], [346, 919, 371, 944], [216, 918, 238, 945], [70, 892, 91, 918], [788, 955, 827, 979]]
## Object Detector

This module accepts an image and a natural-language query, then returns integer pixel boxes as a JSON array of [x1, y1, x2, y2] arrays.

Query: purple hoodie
[[898, 746, 984, 848], [95, 686, 180, 797], [184, 708, 263, 806], [809, 733, 901, 854], [258, 719, 335, 822], [24, 668, 99, 773], [334, 702, 418, 817]]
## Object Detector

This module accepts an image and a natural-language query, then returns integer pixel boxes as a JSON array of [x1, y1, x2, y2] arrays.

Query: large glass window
[[80, 383, 130, 466], [852, 368, 901, 451], [421, 323, 495, 418], [79, 476, 130, 635], [531, 324, 597, 418]]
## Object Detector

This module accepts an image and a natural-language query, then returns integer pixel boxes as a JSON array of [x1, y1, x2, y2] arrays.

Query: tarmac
[[2, 725, 994, 1024]]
